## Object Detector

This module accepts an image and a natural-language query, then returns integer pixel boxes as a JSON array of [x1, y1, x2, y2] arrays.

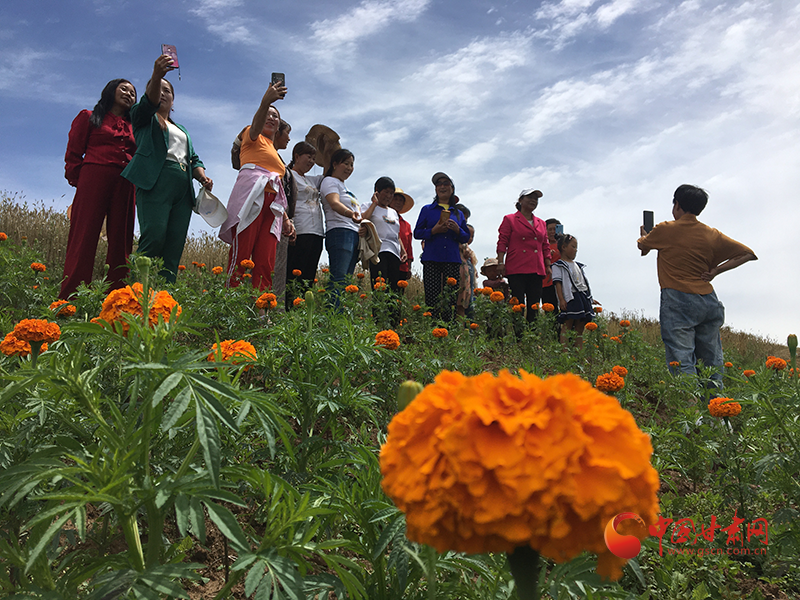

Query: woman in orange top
[[218, 82, 295, 290]]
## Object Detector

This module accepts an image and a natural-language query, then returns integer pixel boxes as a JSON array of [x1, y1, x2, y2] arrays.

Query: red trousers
[[227, 192, 278, 291], [60, 163, 135, 299]]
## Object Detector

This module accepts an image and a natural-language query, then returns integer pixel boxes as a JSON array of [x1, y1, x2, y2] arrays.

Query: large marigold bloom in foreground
[[708, 397, 742, 417], [765, 356, 787, 370], [13, 319, 61, 343], [98, 283, 181, 333], [1, 332, 47, 357], [375, 330, 401, 350], [380, 370, 659, 580], [595, 372, 625, 393], [207, 339, 257, 369]]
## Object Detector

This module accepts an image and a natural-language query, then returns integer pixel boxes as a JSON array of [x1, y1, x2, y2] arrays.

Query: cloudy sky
[[1, 0, 797, 342]]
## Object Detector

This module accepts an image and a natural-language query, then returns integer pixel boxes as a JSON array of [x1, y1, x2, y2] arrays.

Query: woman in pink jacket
[[496, 189, 552, 322]]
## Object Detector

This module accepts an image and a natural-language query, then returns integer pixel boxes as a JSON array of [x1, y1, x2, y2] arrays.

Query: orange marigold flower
[[595, 372, 625, 393], [345, 284, 359, 293], [610, 336, 622, 343], [490, 291, 505, 303], [293, 297, 305, 307], [669, 360, 680, 367], [413, 304, 421, 311], [377, 276, 385, 283], [207, 339, 257, 370], [0, 232, 7, 241], [765, 356, 787, 370], [509, 296, 520, 306], [374, 282, 387, 290], [432, 327, 449, 338], [470, 323, 479, 330], [240, 259, 255, 270], [619, 319, 631, 327], [317, 288, 326, 293], [255, 292, 277, 309], [49, 299, 76, 317], [269, 300, 277, 309], [397, 280, 409, 288], [357, 272, 366, 279], [179, 264, 187, 270], [30, 262, 46, 272], [375, 330, 401, 350], [97, 283, 181, 334], [292, 269, 302, 276], [724, 361, 733, 368], [530, 303, 539, 311], [474, 288, 482, 295], [322, 267, 330, 273], [602, 334, 608, 338], [612, 365, 628, 378], [446, 277, 457, 286], [423, 311, 432, 317], [242, 273, 252, 279], [379, 370, 659, 581], [360, 294, 367, 299], [13, 319, 61, 343], [1, 331, 47, 357], [584, 322, 598, 331], [594, 306, 603, 313], [743, 369, 756, 377], [191, 262, 198, 267], [481, 288, 493, 296], [512, 304, 524, 313], [542, 303, 555, 312], [708, 397, 742, 418], [212, 266, 223, 275]]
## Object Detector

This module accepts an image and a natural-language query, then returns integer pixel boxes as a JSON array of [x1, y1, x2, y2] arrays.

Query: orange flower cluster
[[242, 273, 252, 280], [97, 283, 181, 333], [594, 306, 603, 313], [469, 323, 479, 330], [423, 311, 432, 317], [212, 266, 223, 275], [611, 365, 628, 378], [766, 356, 787, 370], [293, 297, 305, 307], [0, 232, 7, 241], [379, 370, 659, 580], [584, 322, 598, 331], [240, 259, 255, 270], [255, 292, 278, 310], [512, 304, 524, 313], [1, 332, 47, 357], [743, 369, 756, 377], [481, 288, 493, 296], [179, 265, 187, 271], [49, 299, 76, 317], [669, 361, 680, 367], [356, 272, 366, 279], [446, 277, 457, 286], [345, 284, 359, 293], [374, 282, 387, 290], [610, 336, 622, 343], [208, 339, 257, 369], [360, 293, 367, 299], [413, 304, 421, 311], [509, 297, 520, 306], [708, 397, 742, 418], [375, 330, 401, 350], [397, 280, 409, 288], [542, 303, 555, 312], [595, 372, 625, 393], [724, 361, 733, 368], [432, 328, 449, 338], [322, 268, 330, 273], [30, 262, 46, 272], [291, 269, 302, 276], [490, 291, 505, 303], [530, 303, 539, 311], [619, 320, 631, 327], [13, 319, 61, 343]]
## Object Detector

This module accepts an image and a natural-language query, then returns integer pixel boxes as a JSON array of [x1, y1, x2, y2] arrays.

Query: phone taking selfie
[[555, 223, 564, 236], [161, 44, 179, 68], [271, 72, 285, 87], [643, 210, 654, 233]]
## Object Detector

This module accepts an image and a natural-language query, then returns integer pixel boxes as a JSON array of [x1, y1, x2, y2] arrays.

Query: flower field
[[1, 206, 799, 599]]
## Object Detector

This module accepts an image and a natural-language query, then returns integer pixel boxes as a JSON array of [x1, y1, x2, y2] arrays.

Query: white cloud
[[534, 0, 644, 46], [189, 0, 257, 45]]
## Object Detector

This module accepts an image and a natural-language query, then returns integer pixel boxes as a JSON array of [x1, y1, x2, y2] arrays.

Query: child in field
[[551, 234, 597, 348], [480, 258, 509, 298]]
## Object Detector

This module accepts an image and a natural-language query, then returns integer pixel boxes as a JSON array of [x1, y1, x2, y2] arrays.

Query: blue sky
[[1, 0, 798, 342]]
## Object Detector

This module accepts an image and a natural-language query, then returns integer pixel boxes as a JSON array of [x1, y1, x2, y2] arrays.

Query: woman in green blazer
[[122, 54, 213, 282]]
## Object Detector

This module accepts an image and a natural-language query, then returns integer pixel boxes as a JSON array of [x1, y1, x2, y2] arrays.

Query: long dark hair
[[90, 79, 135, 128], [288, 141, 316, 171], [325, 148, 355, 177]]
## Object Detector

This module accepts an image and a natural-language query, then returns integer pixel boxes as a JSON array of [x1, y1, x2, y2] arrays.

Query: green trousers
[[136, 161, 194, 282]]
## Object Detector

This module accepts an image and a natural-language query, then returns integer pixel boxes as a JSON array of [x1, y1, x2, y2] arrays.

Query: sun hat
[[305, 124, 341, 171], [480, 257, 500, 275], [194, 188, 228, 228], [519, 188, 543, 199], [393, 188, 414, 214], [431, 172, 454, 187]]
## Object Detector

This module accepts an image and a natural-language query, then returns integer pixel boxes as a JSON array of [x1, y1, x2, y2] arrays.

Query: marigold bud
[[397, 380, 424, 411]]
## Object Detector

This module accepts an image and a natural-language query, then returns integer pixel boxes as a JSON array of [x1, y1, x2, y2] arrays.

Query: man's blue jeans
[[325, 227, 359, 305], [660, 288, 725, 384]]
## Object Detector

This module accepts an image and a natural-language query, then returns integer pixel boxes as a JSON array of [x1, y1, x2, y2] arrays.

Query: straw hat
[[305, 124, 341, 171], [392, 188, 414, 214]]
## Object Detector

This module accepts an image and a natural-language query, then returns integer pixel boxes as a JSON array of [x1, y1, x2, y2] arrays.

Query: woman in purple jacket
[[413, 172, 470, 321], [496, 189, 552, 322]]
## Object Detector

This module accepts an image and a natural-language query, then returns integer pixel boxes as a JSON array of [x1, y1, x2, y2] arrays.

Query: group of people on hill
[[61, 54, 757, 383]]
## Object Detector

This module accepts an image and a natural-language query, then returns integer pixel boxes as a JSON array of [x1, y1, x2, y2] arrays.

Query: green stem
[[507, 546, 542, 600], [120, 513, 145, 571], [761, 394, 800, 465], [144, 497, 163, 567], [175, 437, 202, 480]]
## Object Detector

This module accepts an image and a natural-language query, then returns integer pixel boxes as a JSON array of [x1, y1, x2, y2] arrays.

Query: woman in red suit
[[61, 79, 137, 299]]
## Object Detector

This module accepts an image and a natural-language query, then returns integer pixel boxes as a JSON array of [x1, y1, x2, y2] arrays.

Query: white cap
[[519, 188, 543, 198], [194, 188, 228, 228]]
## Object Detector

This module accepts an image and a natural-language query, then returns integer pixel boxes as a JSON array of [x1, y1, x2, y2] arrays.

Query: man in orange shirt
[[638, 185, 757, 385]]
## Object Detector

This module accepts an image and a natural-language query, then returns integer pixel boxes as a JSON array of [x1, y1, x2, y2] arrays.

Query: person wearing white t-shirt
[[286, 141, 325, 307], [361, 176, 407, 293], [321, 148, 362, 302]]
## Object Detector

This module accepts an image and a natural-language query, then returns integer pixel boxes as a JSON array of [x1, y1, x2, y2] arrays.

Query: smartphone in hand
[[555, 223, 564, 236], [643, 210, 654, 233], [271, 72, 285, 86], [161, 44, 179, 68]]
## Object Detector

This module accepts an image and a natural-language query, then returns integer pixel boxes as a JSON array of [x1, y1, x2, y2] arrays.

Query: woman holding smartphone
[[218, 80, 294, 290], [413, 172, 470, 321], [122, 54, 213, 282], [60, 78, 137, 299]]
